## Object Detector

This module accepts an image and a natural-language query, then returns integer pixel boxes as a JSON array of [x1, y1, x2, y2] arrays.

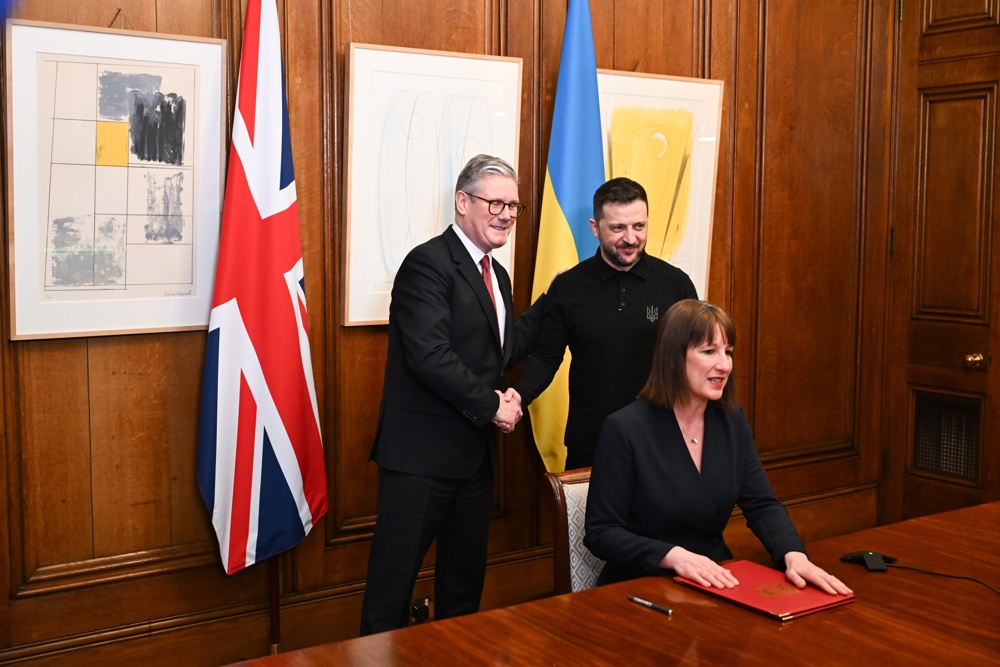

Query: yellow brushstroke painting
[[607, 107, 694, 261], [95, 121, 129, 167]]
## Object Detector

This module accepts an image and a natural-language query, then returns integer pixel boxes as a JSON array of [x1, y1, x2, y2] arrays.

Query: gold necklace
[[676, 412, 703, 445], [679, 427, 700, 445]]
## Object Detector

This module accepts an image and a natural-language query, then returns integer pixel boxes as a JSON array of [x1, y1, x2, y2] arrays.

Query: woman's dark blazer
[[584, 399, 805, 585]]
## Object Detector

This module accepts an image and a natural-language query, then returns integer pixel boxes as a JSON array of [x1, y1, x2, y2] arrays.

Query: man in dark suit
[[360, 155, 545, 635]]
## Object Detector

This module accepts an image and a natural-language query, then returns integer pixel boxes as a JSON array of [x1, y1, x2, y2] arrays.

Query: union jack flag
[[198, 0, 328, 575]]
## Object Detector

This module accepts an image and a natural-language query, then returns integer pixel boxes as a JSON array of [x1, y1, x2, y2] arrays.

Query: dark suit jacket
[[584, 400, 805, 584], [370, 226, 544, 479]]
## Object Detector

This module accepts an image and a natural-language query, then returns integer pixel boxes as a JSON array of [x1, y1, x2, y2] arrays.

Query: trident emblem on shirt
[[647, 306, 659, 323]]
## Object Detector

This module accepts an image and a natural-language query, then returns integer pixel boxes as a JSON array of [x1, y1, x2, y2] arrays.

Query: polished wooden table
[[234, 502, 1000, 666]]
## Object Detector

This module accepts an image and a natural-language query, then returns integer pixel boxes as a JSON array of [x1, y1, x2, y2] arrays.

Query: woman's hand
[[661, 546, 739, 588], [783, 551, 854, 595]]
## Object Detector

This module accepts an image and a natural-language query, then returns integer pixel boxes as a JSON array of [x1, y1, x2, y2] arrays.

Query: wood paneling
[[26, 2, 160, 31], [610, 1, 695, 74], [723, 488, 878, 562], [882, 0, 1000, 522], [18, 340, 94, 571], [0, 0, 899, 663], [89, 333, 208, 556], [916, 89, 991, 314], [728, 0, 891, 503], [755, 0, 862, 451]]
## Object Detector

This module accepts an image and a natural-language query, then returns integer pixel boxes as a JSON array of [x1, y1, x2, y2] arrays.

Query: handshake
[[492, 388, 523, 434]]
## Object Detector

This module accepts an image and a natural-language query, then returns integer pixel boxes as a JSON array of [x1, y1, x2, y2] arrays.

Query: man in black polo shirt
[[515, 177, 697, 470]]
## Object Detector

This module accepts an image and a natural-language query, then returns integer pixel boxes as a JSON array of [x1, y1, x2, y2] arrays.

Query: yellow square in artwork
[[95, 122, 129, 167]]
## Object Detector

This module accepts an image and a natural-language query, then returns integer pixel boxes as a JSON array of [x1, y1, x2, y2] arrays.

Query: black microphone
[[840, 550, 897, 572]]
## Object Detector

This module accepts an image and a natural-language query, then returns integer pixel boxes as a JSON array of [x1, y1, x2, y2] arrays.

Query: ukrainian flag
[[529, 0, 605, 472]]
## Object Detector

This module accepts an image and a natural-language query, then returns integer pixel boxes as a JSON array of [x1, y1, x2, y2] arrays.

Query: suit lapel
[[444, 227, 503, 348], [667, 408, 729, 529], [494, 263, 515, 364], [695, 407, 739, 527]]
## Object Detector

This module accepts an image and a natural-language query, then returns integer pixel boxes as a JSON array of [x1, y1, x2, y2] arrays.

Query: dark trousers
[[359, 453, 493, 636]]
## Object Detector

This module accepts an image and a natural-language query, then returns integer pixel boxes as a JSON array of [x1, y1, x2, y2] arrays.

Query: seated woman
[[584, 299, 852, 595]]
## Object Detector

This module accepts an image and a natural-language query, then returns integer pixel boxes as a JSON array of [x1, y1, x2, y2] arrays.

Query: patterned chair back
[[544, 468, 606, 594]]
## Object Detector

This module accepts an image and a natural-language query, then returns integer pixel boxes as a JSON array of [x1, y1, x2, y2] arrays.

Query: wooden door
[[883, 1, 1000, 522]]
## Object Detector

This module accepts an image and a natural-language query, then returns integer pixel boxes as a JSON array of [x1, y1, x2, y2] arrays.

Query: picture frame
[[343, 43, 522, 326], [5, 20, 225, 339], [596, 70, 723, 298]]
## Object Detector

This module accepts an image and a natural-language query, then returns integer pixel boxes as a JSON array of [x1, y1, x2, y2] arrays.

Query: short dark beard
[[603, 244, 643, 269]]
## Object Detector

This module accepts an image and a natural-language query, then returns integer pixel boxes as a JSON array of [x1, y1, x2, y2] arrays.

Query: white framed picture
[[597, 70, 723, 298], [5, 20, 225, 339], [343, 43, 522, 326]]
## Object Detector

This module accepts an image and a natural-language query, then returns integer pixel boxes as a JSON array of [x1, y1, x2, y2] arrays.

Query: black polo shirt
[[516, 249, 697, 462]]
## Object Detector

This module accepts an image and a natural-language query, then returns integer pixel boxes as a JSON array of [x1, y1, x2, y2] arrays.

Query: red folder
[[673, 560, 855, 621]]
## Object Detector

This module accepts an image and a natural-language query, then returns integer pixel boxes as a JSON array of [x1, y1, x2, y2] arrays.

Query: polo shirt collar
[[592, 247, 650, 281]]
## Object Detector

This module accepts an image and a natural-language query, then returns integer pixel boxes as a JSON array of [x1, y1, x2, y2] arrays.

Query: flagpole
[[268, 557, 281, 654]]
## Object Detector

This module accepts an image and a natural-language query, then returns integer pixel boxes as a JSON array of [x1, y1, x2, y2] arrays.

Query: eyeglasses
[[465, 192, 526, 218]]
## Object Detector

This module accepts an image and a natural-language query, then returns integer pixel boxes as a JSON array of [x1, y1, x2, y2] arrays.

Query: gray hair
[[455, 154, 518, 195]]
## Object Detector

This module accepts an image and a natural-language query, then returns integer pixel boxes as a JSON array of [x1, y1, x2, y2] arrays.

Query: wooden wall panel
[[157, 3, 217, 38], [507, 0, 542, 309], [703, 0, 890, 546], [706, 0, 736, 304], [24, 1, 159, 31], [881, 1, 1000, 522], [723, 487, 878, 561], [330, 330, 384, 537], [917, 94, 990, 312], [0, 0, 897, 663], [611, 0, 696, 74], [18, 341, 94, 570], [9, 565, 266, 647], [382, 0, 487, 52], [0, 353, 8, 645], [725, 0, 889, 518], [166, 338, 218, 546], [727, 0, 762, 385], [89, 334, 209, 556], [754, 0, 862, 452]]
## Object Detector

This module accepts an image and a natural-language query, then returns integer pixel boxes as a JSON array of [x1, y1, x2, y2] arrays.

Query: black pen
[[627, 595, 673, 616]]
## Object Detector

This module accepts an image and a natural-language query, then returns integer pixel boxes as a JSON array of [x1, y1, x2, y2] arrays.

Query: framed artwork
[[343, 43, 522, 326], [5, 20, 225, 339], [597, 70, 723, 298]]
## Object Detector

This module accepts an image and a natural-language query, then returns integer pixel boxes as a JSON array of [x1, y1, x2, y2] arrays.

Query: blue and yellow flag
[[530, 0, 605, 472]]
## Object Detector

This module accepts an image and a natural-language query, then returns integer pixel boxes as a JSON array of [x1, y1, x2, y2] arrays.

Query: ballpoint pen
[[627, 595, 673, 616]]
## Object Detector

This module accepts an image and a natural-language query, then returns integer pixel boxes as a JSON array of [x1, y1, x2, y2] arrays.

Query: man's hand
[[492, 388, 523, 433]]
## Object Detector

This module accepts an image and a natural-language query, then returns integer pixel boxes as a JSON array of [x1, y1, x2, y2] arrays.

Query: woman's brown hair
[[639, 299, 737, 410]]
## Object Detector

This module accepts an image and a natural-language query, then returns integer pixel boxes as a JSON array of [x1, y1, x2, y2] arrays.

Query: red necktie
[[480, 255, 497, 310]]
